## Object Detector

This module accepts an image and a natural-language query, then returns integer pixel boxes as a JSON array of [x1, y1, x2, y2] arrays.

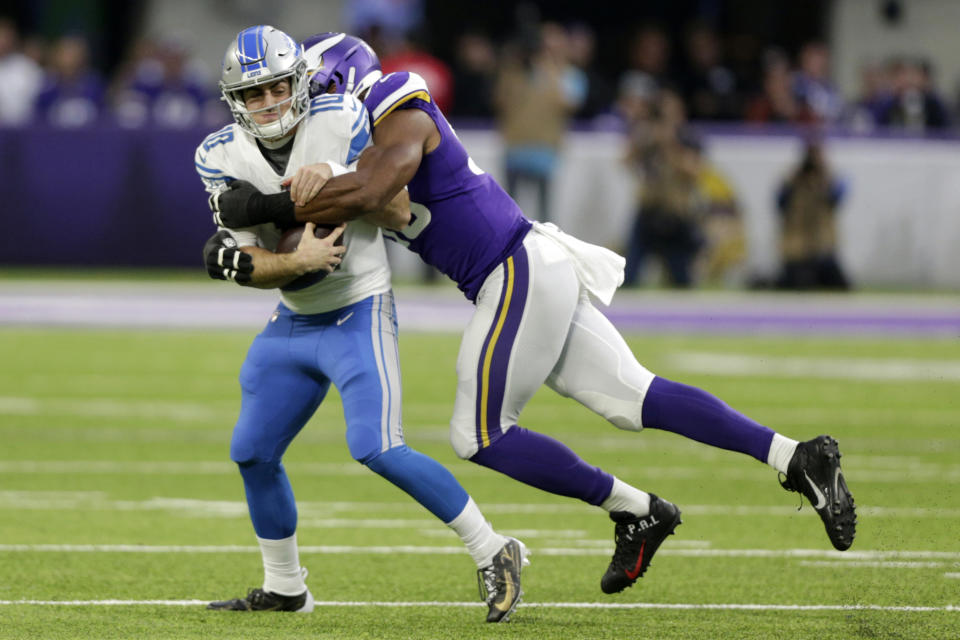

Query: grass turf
[[0, 326, 958, 639]]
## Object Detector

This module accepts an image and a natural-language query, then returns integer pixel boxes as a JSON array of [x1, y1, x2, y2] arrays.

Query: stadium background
[[0, 1, 958, 639]]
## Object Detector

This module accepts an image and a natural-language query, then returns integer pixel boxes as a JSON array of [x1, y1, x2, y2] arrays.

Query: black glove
[[209, 180, 296, 229], [203, 229, 253, 284]]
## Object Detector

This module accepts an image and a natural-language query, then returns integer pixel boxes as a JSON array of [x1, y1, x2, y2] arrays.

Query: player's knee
[[449, 422, 479, 459], [576, 390, 645, 431], [346, 428, 383, 465], [362, 444, 408, 475], [230, 433, 273, 466]]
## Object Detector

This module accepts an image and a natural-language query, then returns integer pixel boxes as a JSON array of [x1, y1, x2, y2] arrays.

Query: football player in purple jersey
[[208, 32, 856, 596]]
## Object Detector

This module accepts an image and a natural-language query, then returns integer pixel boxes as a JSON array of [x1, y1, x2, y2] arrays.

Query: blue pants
[[230, 292, 469, 539]]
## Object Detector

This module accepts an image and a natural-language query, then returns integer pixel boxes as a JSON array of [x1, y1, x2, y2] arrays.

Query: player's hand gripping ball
[[276, 224, 344, 291]]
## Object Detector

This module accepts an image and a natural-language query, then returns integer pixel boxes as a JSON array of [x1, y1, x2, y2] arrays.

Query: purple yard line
[[0, 290, 958, 335]]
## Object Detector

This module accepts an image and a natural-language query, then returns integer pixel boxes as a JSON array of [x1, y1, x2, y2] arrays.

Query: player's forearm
[[294, 145, 417, 225], [240, 246, 310, 289], [360, 188, 411, 230]]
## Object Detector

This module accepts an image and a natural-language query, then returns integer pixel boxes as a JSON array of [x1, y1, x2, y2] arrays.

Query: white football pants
[[450, 228, 656, 459]]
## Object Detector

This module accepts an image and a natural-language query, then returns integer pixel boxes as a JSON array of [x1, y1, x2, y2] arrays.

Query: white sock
[[446, 497, 508, 568], [258, 533, 308, 596], [600, 477, 651, 517], [767, 433, 800, 474]]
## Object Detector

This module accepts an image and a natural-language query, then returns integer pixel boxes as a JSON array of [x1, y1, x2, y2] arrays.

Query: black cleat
[[780, 434, 857, 551], [207, 588, 314, 612], [601, 494, 682, 594], [477, 537, 529, 623]]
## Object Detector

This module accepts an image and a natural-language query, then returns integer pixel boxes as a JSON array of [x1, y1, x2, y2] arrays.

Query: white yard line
[[666, 351, 960, 382], [799, 560, 958, 569], [3, 460, 960, 486], [1, 544, 959, 561], [0, 599, 955, 612], [3, 491, 959, 520]]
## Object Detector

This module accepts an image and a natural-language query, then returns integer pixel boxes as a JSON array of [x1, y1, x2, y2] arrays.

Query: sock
[[642, 377, 776, 463], [446, 497, 508, 568], [767, 433, 799, 474], [600, 477, 651, 517], [257, 533, 307, 596], [470, 426, 614, 505], [365, 445, 470, 523]]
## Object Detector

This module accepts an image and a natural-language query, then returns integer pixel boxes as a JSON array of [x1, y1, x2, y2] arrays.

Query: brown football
[[275, 224, 342, 254], [275, 224, 343, 291]]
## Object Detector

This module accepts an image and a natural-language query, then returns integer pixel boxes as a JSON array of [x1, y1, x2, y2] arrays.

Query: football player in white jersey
[[197, 26, 526, 622]]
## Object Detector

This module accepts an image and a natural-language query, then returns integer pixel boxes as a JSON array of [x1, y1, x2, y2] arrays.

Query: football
[[275, 224, 343, 291]]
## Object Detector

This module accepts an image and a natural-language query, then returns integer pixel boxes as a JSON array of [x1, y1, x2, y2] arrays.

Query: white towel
[[531, 221, 625, 306]]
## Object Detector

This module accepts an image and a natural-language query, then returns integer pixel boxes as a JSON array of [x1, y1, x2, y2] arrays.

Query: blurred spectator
[[677, 21, 740, 121], [623, 24, 672, 90], [775, 141, 849, 290], [381, 28, 453, 114], [0, 18, 43, 126], [34, 35, 105, 127], [494, 20, 581, 223], [745, 49, 814, 124], [875, 57, 950, 131], [345, 0, 424, 42], [566, 22, 612, 120], [450, 31, 496, 118], [618, 71, 660, 175], [846, 61, 892, 132], [111, 37, 214, 128], [624, 127, 707, 288], [698, 162, 747, 284], [792, 41, 844, 124]]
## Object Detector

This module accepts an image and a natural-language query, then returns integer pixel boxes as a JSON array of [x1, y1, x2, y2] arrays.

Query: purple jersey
[[364, 72, 532, 301]]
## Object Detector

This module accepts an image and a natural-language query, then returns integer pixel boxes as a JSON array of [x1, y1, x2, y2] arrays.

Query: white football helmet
[[219, 25, 309, 140]]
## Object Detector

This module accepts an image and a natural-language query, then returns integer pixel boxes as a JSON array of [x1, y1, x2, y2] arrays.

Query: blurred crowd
[[4, 11, 925, 290], [2, 14, 955, 132]]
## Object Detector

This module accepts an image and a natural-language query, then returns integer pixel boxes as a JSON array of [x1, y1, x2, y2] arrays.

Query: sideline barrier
[[2, 125, 958, 288]]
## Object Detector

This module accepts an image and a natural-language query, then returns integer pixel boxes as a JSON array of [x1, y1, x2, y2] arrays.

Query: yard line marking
[[0, 396, 220, 421], [4, 491, 959, 520], [800, 560, 958, 569], [0, 600, 956, 612], [667, 351, 960, 382], [945, 573, 960, 579], [4, 460, 959, 485], [1, 544, 959, 561]]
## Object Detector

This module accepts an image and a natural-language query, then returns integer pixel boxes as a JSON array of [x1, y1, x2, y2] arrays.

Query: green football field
[[1, 306, 958, 638]]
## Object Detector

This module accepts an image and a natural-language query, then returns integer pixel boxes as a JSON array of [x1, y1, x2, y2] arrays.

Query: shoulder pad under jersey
[[364, 71, 432, 127], [303, 92, 371, 165], [194, 124, 237, 189]]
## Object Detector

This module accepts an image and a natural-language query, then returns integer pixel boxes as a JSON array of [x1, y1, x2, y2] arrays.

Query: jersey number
[[383, 202, 431, 247], [202, 129, 234, 152]]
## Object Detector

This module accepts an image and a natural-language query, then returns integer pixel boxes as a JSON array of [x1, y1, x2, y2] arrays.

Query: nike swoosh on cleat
[[804, 471, 827, 510], [624, 539, 647, 580], [834, 466, 843, 504], [336, 312, 354, 326]]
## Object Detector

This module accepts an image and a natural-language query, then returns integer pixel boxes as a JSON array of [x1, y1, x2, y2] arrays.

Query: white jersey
[[194, 93, 390, 314]]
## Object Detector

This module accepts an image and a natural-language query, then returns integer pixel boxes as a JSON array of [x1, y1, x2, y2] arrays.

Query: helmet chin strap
[[259, 127, 296, 148]]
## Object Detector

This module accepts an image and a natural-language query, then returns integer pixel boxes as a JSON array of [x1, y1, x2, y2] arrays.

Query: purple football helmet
[[301, 32, 382, 99]]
